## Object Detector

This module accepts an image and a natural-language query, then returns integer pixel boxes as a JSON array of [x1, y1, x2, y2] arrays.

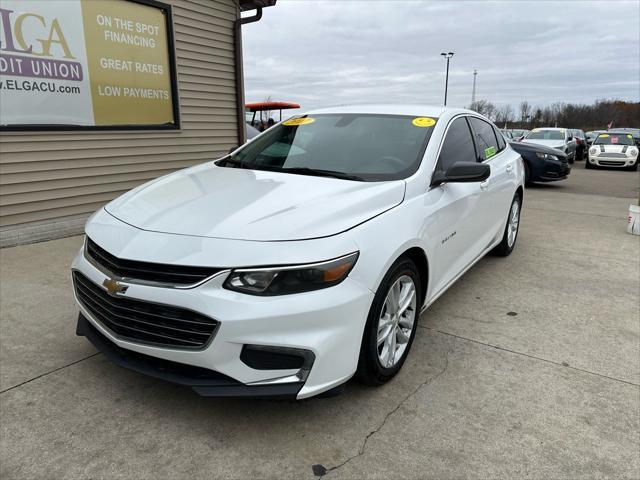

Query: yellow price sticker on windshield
[[412, 117, 436, 128], [628, 134, 633, 139], [282, 117, 315, 126], [599, 134, 609, 138]]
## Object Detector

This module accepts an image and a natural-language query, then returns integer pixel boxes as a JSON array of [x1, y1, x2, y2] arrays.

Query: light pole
[[471, 69, 478, 105], [440, 52, 454, 106]]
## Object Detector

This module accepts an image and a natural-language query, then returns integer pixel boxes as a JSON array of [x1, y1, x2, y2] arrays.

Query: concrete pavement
[[1, 166, 638, 479]]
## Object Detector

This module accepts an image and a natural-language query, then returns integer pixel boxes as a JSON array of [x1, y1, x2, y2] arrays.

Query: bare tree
[[469, 99, 497, 120], [496, 104, 515, 127], [519, 101, 531, 124]]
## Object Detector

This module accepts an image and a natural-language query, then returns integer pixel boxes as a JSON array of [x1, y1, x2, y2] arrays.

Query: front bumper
[[76, 314, 305, 398], [588, 155, 637, 168], [536, 159, 571, 182], [71, 244, 374, 399]]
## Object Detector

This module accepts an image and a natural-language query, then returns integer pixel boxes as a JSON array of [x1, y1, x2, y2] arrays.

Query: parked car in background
[[586, 130, 606, 145], [507, 138, 570, 184], [246, 123, 261, 140], [500, 129, 514, 139], [609, 128, 640, 154], [72, 105, 525, 400], [510, 129, 530, 141], [570, 129, 587, 160], [587, 132, 639, 170], [523, 128, 576, 163]]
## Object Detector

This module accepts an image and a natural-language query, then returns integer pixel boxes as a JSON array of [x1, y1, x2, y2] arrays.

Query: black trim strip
[[76, 314, 303, 399]]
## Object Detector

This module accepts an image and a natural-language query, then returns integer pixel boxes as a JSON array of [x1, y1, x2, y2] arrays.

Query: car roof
[[302, 104, 470, 118], [531, 127, 567, 131]]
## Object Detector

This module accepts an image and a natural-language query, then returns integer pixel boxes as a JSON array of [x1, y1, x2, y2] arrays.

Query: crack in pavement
[[317, 342, 451, 478], [419, 325, 640, 388], [0, 352, 100, 395]]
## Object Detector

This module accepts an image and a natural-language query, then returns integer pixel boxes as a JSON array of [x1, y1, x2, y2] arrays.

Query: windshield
[[525, 129, 565, 140], [594, 133, 635, 145], [220, 114, 436, 181]]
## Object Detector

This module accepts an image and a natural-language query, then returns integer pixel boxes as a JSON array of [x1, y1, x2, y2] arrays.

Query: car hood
[[512, 141, 568, 157], [522, 139, 567, 149], [595, 144, 632, 153], [104, 163, 406, 241]]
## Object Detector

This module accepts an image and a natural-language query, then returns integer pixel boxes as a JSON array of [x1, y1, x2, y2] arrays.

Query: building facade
[[0, 0, 273, 247]]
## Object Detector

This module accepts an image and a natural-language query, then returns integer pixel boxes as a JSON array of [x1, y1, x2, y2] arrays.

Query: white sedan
[[587, 132, 639, 170], [71, 105, 524, 399]]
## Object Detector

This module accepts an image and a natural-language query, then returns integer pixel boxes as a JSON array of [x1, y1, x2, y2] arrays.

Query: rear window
[[526, 129, 565, 140], [594, 133, 634, 146]]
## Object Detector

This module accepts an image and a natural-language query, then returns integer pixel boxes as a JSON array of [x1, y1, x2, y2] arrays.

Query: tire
[[356, 257, 421, 386], [524, 162, 532, 185], [492, 193, 521, 257], [585, 158, 592, 169], [629, 161, 638, 172]]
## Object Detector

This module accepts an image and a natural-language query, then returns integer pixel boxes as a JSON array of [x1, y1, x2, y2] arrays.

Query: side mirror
[[431, 162, 490, 187]]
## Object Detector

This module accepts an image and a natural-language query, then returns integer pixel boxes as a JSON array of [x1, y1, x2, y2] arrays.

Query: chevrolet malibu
[[72, 105, 524, 399]]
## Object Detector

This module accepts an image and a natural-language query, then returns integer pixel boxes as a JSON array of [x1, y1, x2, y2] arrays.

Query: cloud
[[242, 0, 640, 111]]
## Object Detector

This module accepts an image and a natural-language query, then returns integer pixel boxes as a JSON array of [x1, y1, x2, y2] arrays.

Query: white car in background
[[523, 127, 577, 163], [72, 105, 524, 400], [587, 132, 639, 170]]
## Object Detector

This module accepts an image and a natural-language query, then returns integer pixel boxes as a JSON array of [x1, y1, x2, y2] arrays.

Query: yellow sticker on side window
[[599, 134, 609, 138], [484, 146, 497, 158], [282, 117, 315, 126], [628, 135, 633, 139], [412, 117, 436, 128]]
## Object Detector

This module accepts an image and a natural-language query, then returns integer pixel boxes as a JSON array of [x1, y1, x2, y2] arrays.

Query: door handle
[[480, 180, 489, 191], [506, 163, 513, 174]]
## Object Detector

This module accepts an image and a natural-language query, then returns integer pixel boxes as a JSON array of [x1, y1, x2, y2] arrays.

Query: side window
[[469, 117, 500, 161], [494, 126, 506, 151], [436, 117, 476, 172]]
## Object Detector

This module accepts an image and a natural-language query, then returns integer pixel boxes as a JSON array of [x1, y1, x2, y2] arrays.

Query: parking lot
[[1, 166, 638, 479]]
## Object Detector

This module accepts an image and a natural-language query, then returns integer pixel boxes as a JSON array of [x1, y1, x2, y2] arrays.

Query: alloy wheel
[[376, 275, 417, 368], [507, 200, 520, 248]]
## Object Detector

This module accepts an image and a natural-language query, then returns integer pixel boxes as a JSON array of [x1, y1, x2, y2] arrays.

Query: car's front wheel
[[492, 193, 521, 257], [356, 257, 421, 386]]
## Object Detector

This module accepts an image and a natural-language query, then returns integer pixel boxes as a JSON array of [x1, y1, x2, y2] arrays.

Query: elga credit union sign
[[0, 0, 177, 128]]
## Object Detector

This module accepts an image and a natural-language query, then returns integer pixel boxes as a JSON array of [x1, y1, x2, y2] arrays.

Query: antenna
[[471, 69, 478, 104]]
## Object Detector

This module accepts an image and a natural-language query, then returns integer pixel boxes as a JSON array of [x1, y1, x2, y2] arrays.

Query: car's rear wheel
[[492, 193, 521, 257], [356, 258, 421, 386]]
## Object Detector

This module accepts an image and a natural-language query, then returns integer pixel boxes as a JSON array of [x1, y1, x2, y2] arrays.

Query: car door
[[427, 116, 488, 297], [468, 116, 516, 244], [565, 130, 576, 159]]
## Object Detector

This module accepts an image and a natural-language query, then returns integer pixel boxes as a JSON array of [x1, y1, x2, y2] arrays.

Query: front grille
[[86, 238, 222, 286], [599, 160, 625, 166], [600, 153, 626, 158], [73, 271, 218, 349]]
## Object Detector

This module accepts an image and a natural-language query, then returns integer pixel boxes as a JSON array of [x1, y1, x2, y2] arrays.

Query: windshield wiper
[[218, 156, 246, 168], [279, 167, 364, 181]]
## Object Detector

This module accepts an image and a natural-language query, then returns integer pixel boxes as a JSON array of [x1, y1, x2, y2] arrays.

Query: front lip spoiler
[[76, 314, 303, 399]]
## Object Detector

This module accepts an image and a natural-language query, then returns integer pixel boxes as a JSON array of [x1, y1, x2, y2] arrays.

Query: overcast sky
[[242, 0, 640, 112]]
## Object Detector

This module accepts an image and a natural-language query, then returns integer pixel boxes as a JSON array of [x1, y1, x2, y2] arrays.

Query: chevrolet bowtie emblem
[[103, 278, 128, 295]]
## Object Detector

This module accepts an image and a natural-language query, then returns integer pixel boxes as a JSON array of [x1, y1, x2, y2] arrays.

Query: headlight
[[629, 148, 638, 157], [535, 152, 559, 161], [589, 147, 598, 155], [223, 252, 359, 296]]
